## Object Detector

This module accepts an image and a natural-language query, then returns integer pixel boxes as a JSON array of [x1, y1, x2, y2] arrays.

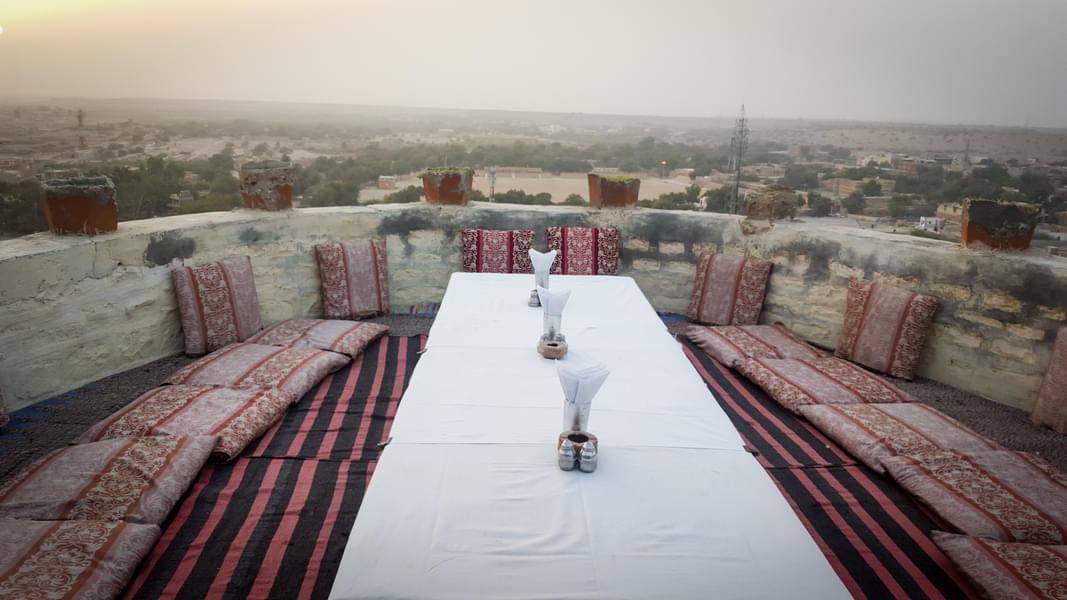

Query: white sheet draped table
[[330, 273, 852, 600]]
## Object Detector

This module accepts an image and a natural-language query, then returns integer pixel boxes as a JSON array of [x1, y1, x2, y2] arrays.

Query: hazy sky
[[1, 0, 1065, 127]]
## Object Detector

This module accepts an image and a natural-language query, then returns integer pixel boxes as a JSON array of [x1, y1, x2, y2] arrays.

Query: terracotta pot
[[421, 169, 473, 205], [587, 174, 639, 209], [42, 176, 118, 235], [240, 161, 293, 210], [961, 199, 1040, 250]]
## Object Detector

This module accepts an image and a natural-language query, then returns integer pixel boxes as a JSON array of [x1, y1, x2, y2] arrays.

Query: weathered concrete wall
[[1, 203, 1064, 413]]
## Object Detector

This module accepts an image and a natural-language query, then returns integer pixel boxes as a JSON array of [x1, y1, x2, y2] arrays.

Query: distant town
[[1, 97, 1065, 252]]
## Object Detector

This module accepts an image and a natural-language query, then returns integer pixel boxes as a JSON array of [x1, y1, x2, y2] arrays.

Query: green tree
[[563, 193, 586, 206], [0, 180, 47, 235], [862, 180, 882, 196], [888, 195, 912, 218], [381, 185, 423, 204], [304, 182, 359, 207], [783, 165, 819, 190], [808, 193, 833, 217], [842, 192, 866, 215]]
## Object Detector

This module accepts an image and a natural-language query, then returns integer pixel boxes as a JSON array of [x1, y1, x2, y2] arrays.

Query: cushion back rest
[[686, 252, 773, 326], [545, 227, 619, 275], [315, 239, 390, 319], [461, 229, 535, 273], [172, 256, 262, 356]]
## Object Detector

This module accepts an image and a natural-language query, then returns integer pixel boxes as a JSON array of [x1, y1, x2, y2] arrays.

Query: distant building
[[856, 153, 894, 167], [936, 203, 964, 224], [378, 175, 397, 190], [742, 165, 785, 179], [592, 167, 620, 174], [823, 177, 894, 197], [895, 158, 920, 178], [182, 172, 201, 186]]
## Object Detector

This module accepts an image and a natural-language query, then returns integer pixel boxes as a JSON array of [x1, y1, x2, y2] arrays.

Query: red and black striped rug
[[123, 334, 977, 599], [680, 337, 979, 600]]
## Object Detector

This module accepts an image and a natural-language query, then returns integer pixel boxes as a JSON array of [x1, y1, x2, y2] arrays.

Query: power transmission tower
[[727, 105, 749, 215]]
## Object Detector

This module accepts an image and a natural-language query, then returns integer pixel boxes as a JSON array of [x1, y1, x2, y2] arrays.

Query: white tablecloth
[[330, 273, 852, 600]]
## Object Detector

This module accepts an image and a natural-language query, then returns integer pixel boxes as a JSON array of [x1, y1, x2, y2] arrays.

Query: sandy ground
[[362, 172, 719, 203]]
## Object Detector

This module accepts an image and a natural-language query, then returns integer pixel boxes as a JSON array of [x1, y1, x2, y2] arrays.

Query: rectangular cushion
[[246, 318, 389, 358], [685, 322, 823, 368], [736, 356, 916, 414], [172, 256, 263, 356], [835, 277, 939, 379], [74, 385, 295, 462], [798, 403, 999, 473], [164, 342, 350, 402], [932, 531, 1067, 600], [1032, 325, 1067, 434], [0, 519, 161, 600], [882, 450, 1067, 544], [545, 227, 619, 275], [686, 252, 773, 326], [315, 239, 390, 319], [0, 436, 216, 525], [461, 229, 535, 273]]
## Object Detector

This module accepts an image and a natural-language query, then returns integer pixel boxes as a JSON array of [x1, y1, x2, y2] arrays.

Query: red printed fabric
[[246, 318, 389, 358], [932, 532, 1067, 600], [686, 252, 773, 326], [882, 450, 1067, 544], [835, 278, 939, 380], [545, 227, 619, 275], [736, 356, 916, 414], [0, 436, 216, 525], [685, 322, 823, 368], [1033, 326, 1067, 434], [315, 239, 390, 319], [74, 385, 295, 462], [0, 519, 160, 600], [164, 342, 350, 402], [798, 403, 999, 473], [460, 229, 535, 273], [172, 256, 262, 356]]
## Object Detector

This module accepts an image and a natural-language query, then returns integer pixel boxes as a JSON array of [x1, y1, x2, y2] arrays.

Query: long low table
[[330, 273, 852, 599]]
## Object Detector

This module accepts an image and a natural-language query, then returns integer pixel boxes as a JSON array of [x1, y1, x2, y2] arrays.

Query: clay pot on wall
[[420, 168, 474, 205], [961, 198, 1041, 251], [42, 176, 118, 235], [587, 174, 640, 209], [240, 161, 293, 210]]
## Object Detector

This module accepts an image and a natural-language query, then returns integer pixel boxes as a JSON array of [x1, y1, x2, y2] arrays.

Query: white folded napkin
[[529, 249, 556, 289], [537, 286, 570, 339], [557, 354, 610, 431]]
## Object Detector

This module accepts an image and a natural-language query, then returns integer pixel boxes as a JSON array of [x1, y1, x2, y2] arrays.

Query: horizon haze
[[1, 0, 1065, 129]]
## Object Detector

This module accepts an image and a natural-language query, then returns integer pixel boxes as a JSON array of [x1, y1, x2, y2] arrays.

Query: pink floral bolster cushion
[[0, 519, 161, 600], [172, 256, 263, 356], [882, 450, 1067, 545], [685, 322, 824, 368], [0, 435, 217, 525], [546, 227, 619, 275], [461, 229, 536, 273], [797, 403, 999, 474], [1032, 325, 1067, 434], [686, 252, 773, 326], [315, 239, 390, 319], [74, 385, 295, 462], [736, 356, 916, 414], [932, 531, 1067, 600], [164, 343, 350, 403], [835, 277, 939, 380], [246, 318, 389, 358]]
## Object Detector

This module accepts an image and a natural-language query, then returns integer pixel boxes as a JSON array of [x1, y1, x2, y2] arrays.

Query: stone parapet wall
[[1, 203, 1064, 413]]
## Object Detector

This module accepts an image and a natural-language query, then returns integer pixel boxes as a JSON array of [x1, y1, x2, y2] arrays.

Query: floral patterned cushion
[[461, 229, 536, 273], [932, 531, 1067, 600], [546, 227, 619, 275], [0, 519, 160, 600], [315, 239, 390, 319], [835, 278, 939, 380], [172, 256, 263, 356], [685, 322, 823, 368], [0, 436, 216, 525], [883, 450, 1067, 544], [1033, 326, 1067, 434], [798, 403, 999, 473], [686, 252, 773, 326], [246, 318, 389, 358], [164, 343, 350, 402], [74, 385, 295, 462], [736, 356, 916, 414]]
